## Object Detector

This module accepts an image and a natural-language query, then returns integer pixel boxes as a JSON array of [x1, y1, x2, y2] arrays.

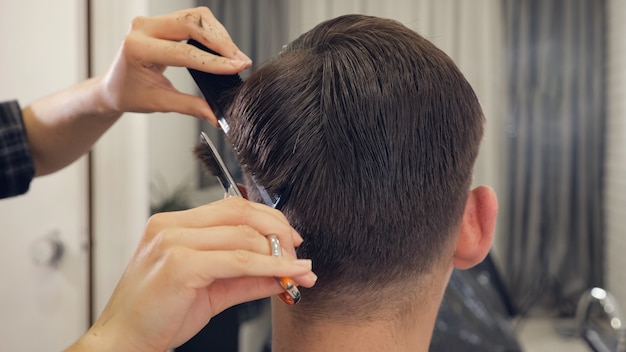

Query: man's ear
[[452, 186, 498, 269]]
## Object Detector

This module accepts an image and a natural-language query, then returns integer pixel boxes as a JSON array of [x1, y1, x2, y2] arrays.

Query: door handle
[[30, 231, 64, 267]]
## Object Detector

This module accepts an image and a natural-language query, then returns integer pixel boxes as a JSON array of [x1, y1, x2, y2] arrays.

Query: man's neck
[[269, 275, 449, 352]]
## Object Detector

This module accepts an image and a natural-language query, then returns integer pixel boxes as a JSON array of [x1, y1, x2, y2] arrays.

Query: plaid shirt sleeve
[[0, 100, 35, 199]]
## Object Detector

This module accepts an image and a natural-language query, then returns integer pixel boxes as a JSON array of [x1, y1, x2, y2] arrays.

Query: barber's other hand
[[97, 6, 251, 124], [68, 197, 315, 352]]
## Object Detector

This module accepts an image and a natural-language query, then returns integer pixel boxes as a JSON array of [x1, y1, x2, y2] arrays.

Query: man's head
[[223, 14, 496, 323]]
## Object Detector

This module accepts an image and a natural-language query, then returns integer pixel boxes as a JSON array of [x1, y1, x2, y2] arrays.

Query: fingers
[[125, 34, 249, 74], [145, 197, 303, 249], [185, 249, 312, 285], [134, 7, 237, 57], [147, 220, 317, 286], [152, 225, 277, 256], [128, 7, 251, 72], [101, 6, 252, 119], [142, 86, 217, 123], [163, 247, 316, 307], [97, 195, 316, 349], [143, 234, 314, 292]]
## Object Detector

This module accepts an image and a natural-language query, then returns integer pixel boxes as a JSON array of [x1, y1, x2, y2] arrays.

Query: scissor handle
[[268, 235, 302, 305]]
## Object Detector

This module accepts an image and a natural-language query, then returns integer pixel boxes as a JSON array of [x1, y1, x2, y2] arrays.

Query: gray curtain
[[196, 0, 291, 188], [503, 0, 607, 316], [199, 0, 290, 69]]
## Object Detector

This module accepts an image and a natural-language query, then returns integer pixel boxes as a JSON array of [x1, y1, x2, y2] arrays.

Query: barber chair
[[430, 253, 522, 351]]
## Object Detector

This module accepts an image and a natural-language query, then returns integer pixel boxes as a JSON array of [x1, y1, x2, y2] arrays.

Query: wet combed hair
[[226, 15, 485, 320]]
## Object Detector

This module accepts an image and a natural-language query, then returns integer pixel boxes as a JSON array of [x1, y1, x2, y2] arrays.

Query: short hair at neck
[[226, 14, 485, 322]]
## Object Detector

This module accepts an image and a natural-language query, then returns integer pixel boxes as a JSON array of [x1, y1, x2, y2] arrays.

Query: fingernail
[[202, 111, 218, 126], [293, 259, 312, 269], [229, 59, 247, 69], [306, 271, 318, 283], [293, 230, 304, 244], [235, 50, 252, 65]]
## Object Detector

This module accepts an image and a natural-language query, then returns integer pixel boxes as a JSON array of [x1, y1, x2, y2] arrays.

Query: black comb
[[187, 39, 243, 133]]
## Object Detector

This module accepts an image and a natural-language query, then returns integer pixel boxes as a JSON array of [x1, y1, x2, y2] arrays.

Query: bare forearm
[[22, 75, 121, 176]]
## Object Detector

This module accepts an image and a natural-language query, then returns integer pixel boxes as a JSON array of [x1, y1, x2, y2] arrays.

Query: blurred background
[[0, 0, 624, 351]]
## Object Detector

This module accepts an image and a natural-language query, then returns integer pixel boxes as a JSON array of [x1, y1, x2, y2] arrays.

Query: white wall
[[0, 1, 89, 349], [606, 0, 626, 308], [90, 0, 151, 317], [90, 0, 200, 320], [148, 0, 199, 210]]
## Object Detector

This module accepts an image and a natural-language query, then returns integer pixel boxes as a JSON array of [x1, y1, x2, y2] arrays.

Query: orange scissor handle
[[277, 277, 301, 305]]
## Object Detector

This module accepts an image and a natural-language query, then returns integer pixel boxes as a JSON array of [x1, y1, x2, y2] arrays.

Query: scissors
[[199, 132, 301, 305]]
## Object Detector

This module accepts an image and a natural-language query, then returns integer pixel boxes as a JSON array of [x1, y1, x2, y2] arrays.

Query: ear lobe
[[452, 186, 498, 270]]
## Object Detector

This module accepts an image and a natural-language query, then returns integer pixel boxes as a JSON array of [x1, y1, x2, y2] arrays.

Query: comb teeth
[[187, 39, 243, 127], [254, 181, 281, 208]]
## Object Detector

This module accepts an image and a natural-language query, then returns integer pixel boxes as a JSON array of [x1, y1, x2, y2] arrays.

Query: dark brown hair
[[226, 14, 484, 320]]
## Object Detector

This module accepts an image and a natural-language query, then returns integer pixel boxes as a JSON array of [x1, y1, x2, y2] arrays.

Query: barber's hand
[[67, 197, 316, 352], [97, 6, 251, 124]]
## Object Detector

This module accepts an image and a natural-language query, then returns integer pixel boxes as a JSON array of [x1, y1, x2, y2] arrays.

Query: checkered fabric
[[0, 100, 34, 199]]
